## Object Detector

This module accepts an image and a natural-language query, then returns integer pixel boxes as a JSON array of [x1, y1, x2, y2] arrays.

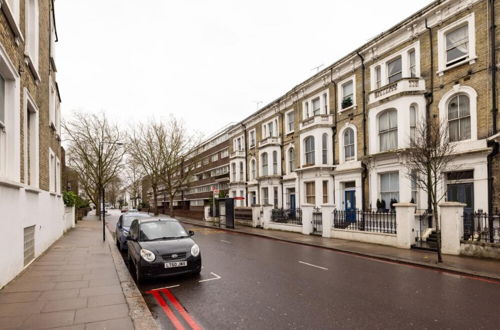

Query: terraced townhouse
[[228, 0, 500, 230], [0, 0, 63, 287]]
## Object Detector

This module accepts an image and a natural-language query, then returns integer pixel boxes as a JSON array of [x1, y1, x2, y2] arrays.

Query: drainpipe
[[425, 19, 434, 213], [490, 0, 498, 134], [330, 68, 337, 207], [243, 123, 248, 207], [356, 51, 368, 211]]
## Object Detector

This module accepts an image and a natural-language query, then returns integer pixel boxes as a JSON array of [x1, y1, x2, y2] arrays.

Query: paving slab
[[22, 311, 75, 329], [74, 304, 128, 324], [84, 318, 134, 330], [41, 298, 88, 313]]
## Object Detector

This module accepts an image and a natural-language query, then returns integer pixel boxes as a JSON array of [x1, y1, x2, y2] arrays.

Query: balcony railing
[[258, 136, 281, 148], [230, 150, 245, 158], [299, 114, 333, 130], [368, 78, 425, 104]]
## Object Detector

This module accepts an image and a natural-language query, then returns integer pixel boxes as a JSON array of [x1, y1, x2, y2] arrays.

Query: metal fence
[[312, 208, 323, 235], [463, 211, 500, 244], [332, 210, 397, 234], [271, 208, 302, 225]]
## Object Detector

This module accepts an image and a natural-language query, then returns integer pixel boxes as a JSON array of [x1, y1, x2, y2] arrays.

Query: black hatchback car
[[126, 218, 202, 282]]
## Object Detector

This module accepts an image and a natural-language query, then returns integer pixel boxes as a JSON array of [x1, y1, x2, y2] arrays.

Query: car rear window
[[123, 214, 150, 227], [139, 221, 188, 241]]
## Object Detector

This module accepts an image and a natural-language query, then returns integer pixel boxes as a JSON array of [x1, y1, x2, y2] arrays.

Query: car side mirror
[[189, 230, 195, 237]]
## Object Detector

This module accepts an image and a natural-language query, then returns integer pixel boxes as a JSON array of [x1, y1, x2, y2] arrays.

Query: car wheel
[[127, 252, 133, 270]]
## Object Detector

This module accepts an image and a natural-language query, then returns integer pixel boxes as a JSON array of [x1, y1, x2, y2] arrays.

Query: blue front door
[[345, 190, 356, 222]]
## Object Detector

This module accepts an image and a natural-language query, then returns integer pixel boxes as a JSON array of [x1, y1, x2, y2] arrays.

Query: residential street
[[106, 212, 500, 329]]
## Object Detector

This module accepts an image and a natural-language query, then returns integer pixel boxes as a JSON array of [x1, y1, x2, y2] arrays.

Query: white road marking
[[298, 261, 328, 271], [152, 284, 180, 290], [220, 240, 232, 244], [199, 272, 222, 282]]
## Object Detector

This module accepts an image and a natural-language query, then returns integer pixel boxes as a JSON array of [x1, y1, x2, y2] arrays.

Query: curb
[[177, 218, 500, 283], [104, 225, 160, 330]]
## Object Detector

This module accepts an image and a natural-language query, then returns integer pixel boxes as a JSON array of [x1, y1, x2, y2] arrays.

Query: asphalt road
[[105, 211, 500, 329]]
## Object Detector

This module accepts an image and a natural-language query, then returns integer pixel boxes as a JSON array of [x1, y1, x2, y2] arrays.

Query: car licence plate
[[165, 261, 187, 268]]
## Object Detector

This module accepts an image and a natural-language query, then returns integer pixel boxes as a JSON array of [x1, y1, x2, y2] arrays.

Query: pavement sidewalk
[[0, 215, 158, 330], [173, 216, 500, 282]]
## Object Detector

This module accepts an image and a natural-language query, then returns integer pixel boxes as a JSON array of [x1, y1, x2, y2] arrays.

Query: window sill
[[24, 54, 41, 83], [25, 186, 41, 194], [286, 131, 294, 136], [0, 1, 24, 44], [437, 56, 477, 76], [0, 177, 23, 189], [339, 105, 357, 113]]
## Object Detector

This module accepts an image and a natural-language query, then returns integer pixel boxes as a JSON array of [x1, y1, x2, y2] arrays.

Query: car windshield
[[123, 214, 150, 227], [139, 221, 189, 241]]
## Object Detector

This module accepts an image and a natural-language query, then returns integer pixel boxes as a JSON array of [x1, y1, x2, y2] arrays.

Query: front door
[[345, 190, 356, 222], [447, 183, 474, 214], [289, 194, 296, 218]]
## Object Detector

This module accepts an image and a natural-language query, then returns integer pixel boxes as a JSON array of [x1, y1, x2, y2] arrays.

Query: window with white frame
[[448, 94, 470, 142], [288, 148, 295, 173], [0, 75, 5, 177], [445, 24, 469, 67], [211, 154, 218, 162], [261, 152, 268, 176], [231, 163, 236, 179], [341, 80, 354, 110], [387, 56, 402, 83], [323, 93, 328, 113], [262, 119, 277, 139], [272, 151, 278, 175], [239, 162, 244, 180], [6, 0, 20, 23], [251, 159, 256, 179], [273, 187, 278, 207], [25, 93, 39, 187], [262, 187, 269, 205], [25, 0, 39, 71], [408, 49, 416, 78], [49, 149, 56, 193], [312, 97, 320, 116], [343, 128, 355, 161], [374, 65, 381, 89], [378, 109, 398, 152], [410, 105, 417, 144], [286, 111, 295, 133], [49, 82, 57, 130], [304, 136, 315, 165], [249, 130, 256, 147], [322, 133, 328, 165], [411, 170, 418, 205], [437, 15, 476, 73], [220, 149, 229, 158], [380, 172, 399, 209], [304, 102, 310, 119], [305, 182, 315, 204], [56, 157, 60, 194], [322, 180, 328, 204]]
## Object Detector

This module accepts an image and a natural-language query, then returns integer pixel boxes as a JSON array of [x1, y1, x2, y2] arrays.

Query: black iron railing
[[332, 210, 396, 234], [312, 208, 323, 235], [463, 211, 500, 244], [271, 208, 302, 225]]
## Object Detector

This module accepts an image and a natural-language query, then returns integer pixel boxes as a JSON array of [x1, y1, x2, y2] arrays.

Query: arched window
[[379, 109, 398, 152], [344, 128, 355, 161], [251, 159, 256, 180], [239, 162, 244, 181], [231, 163, 236, 180], [272, 151, 278, 175], [322, 133, 328, 164], [304, 136, 315, 165], [288, 148, 295, 173], [448, 94, 470, 142], [410, 105, 417, 143], [261, 153, 268, 176]]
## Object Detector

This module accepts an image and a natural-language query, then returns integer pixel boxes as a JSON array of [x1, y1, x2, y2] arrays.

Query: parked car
[[126, 218, 201, 282], [115, 213, 152, 251], [121, 207, 128, 213]]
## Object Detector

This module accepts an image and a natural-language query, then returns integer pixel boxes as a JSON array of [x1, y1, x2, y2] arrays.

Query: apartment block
[[0, 0, 63, 287]]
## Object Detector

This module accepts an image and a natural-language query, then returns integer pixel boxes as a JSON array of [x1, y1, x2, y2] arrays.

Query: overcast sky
[[57, 0, 433, 138]]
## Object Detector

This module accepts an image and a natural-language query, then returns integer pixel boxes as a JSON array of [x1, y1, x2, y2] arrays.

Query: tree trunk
[[169, 198, 175, 218], [95, 192, 102, 220], [432, 202, 443, 263], [153, 185, 159, 216]]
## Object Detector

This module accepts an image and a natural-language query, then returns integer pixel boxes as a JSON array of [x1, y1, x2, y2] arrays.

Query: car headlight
[[191, 244, 200, 257], [140, 249, 156, 262]]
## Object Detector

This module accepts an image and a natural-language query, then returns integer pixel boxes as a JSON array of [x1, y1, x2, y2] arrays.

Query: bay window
[[380, 172, 399, 210], [387, 56, 402, 83], [379, 109, 398, 152], [304, 136, 315, 165]]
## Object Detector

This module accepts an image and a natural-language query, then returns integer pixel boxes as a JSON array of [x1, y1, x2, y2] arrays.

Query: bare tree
[[405, 119, 456, 263], [128, 116, 200, 216], [127, 121, 170, 215], [106, 176, 122, 208], [124, 158, 143, 208], [63, 112, 126, 218], [161, 117, 200, 217]]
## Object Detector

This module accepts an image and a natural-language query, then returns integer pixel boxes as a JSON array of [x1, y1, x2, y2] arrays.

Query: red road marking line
[[150, 290, 186, 330], [161, 288, 203, 330]]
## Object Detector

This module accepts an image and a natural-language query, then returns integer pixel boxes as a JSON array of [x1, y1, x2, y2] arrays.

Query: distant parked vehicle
[[115, 213, 152, 251], [127, 218, 201, 283]]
